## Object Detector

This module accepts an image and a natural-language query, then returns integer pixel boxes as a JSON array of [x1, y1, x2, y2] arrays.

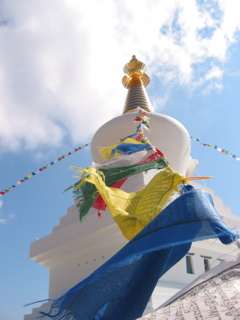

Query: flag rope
[[190, 137, 240, 161], [1, 137, 239, 197], [0, 143, 90, 197]]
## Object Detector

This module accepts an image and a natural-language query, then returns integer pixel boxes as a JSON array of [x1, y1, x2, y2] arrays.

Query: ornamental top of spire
[[123, 55, 147, 74], [122, 55, 150, 88]]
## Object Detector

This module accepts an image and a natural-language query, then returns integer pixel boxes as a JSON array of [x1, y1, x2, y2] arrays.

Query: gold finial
[[122, 56, 152, 114], [123, 55, 145, 74]]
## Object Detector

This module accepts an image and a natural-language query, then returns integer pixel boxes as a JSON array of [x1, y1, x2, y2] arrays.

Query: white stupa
[[24, 56, 240, 319]]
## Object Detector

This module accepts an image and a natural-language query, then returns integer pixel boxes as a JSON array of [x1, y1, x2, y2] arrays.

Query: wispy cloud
[[0, 0, 240, 153], [0, 200, 14, 224], [0, 214, 14, 224]]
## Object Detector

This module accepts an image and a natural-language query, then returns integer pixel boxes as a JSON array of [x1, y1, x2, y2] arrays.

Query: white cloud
[[0, 200, 14, 224], [0, 213, 14, 224], [0, 0, 239, 152], [194, 64, 223, 88], [205, 65, 223, 81]]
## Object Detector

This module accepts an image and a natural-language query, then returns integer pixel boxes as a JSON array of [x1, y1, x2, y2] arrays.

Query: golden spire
[[122, 55, 153, 114]]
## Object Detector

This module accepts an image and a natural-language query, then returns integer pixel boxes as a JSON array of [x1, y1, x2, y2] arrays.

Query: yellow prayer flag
[[78, 166, 185, 240]]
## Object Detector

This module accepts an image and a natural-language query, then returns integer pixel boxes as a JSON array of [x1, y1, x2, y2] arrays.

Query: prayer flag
[[33, 186, 238, 320]]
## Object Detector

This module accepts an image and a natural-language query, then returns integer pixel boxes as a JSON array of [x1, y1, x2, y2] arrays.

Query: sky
[[0, 0, 240, 319]]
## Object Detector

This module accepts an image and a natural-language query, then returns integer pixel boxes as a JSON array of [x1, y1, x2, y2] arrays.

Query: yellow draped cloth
[[74, 167, 186, 240]]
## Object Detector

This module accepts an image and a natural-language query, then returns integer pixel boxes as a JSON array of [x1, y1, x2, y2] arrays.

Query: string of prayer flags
[[69, 108, 169, 223], [69, 108, 170, 225], [0, 143, 90, 197], [134, 108, 150, 130], [191, 137, 240, 161]]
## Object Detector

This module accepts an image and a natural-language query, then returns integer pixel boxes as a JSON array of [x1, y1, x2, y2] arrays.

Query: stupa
[[24, 56, 240, 319]]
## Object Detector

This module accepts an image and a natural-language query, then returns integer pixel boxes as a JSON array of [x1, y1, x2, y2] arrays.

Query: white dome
[[91, 111, 198, 176]]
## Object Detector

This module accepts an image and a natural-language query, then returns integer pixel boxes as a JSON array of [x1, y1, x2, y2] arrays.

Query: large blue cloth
[[36, 186, 238, 320]]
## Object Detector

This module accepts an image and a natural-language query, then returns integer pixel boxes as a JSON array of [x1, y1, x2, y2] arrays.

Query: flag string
[[1, 137, 239, 197], [190, 137, 240, 161], [0, 143, 90, 197]]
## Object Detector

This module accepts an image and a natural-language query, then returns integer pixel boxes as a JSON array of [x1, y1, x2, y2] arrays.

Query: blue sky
[[0, 0, 240, 319]]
